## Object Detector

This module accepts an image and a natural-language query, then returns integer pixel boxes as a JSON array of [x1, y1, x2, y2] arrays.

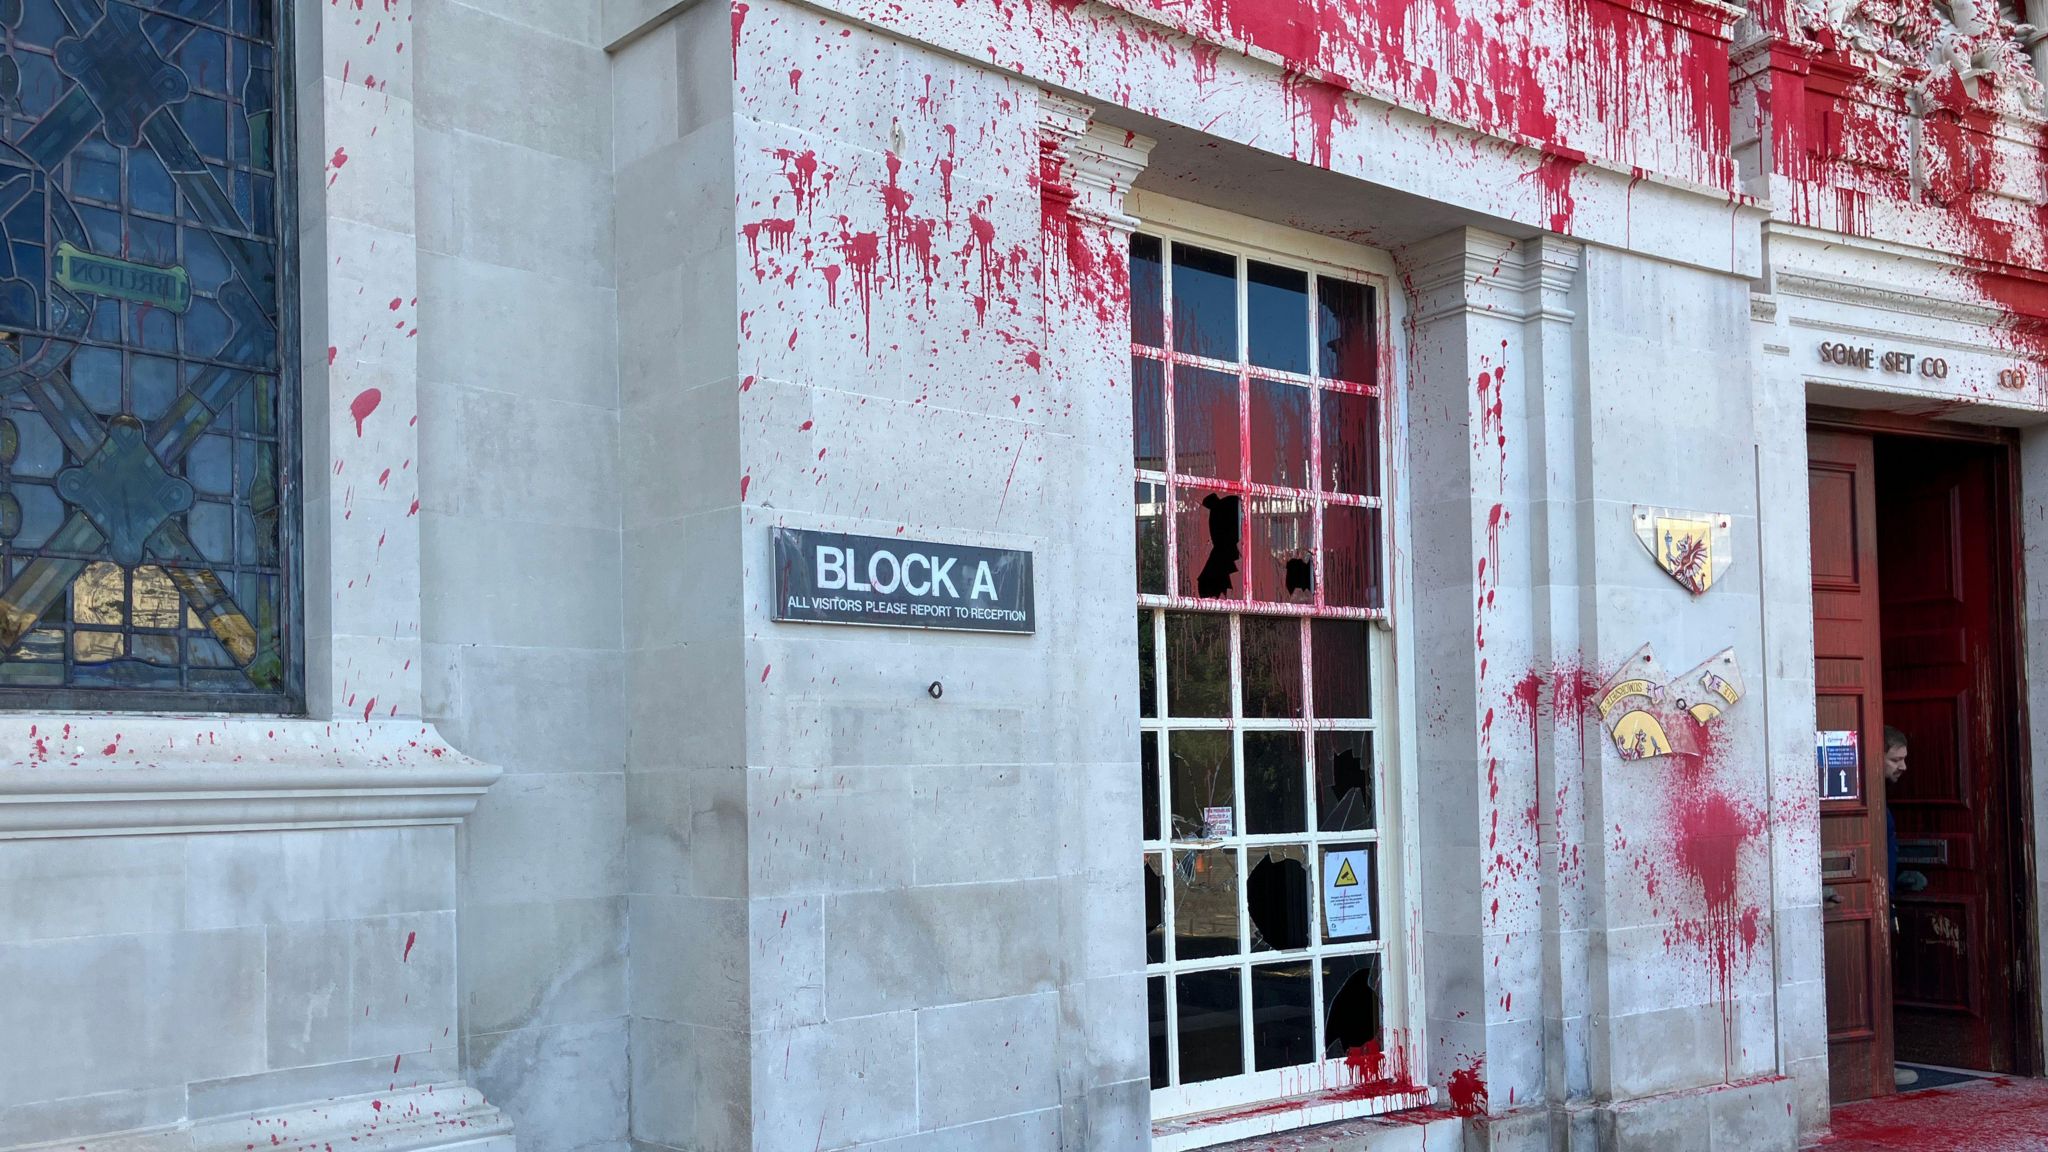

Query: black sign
[[772, 528, 1034, 634]]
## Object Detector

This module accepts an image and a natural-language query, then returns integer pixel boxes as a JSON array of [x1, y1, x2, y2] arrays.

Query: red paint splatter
[[739, 472, 751, 500], [349, 388, 382, 436], [403, 931, 415, 961], [326, 345, 338, 366], [1283, 71, 1354, 169], [1446, 1058, 1488, 1116]]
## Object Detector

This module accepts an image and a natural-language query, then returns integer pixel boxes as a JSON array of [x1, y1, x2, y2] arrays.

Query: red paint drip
[[403, 931, 415, 962], [729, 2, 747, 77], [349, 388, 382, 436]]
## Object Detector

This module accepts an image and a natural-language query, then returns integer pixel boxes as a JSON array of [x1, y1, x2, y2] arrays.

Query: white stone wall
[[409, 3, 631, 1150]]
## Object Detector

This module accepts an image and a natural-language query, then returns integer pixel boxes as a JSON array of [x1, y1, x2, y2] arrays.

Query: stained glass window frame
[[0, 0, 304, 714]]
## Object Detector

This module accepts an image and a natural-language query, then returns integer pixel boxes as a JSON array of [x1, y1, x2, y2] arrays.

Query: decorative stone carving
[[1792, 0, 2048, 111]]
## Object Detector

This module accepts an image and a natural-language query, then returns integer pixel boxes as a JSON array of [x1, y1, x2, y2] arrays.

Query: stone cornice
[[0, 718, 500, 839]]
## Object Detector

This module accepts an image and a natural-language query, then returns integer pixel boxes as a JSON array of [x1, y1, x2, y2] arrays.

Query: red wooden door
[[1876, 436, 2019, 1074], [1810, 429, 1893, 1103]]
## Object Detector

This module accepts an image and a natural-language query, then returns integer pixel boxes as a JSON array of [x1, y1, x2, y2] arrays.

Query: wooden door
[[1876, 437, 2019, 1074], [1810, 429, 1893, 1103]]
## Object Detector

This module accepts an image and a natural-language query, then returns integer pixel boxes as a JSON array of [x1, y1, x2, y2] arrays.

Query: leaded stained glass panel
[[0, 0, 296, 710]]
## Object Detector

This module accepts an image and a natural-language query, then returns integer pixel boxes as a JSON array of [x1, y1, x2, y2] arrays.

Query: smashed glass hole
[[1176, 488, 1243, 601], [1247, 494, 1314, 605], [1246, 842, 1310, 951], [1315, 730, 1374, 832], [1322, 951, 1385, 1060]]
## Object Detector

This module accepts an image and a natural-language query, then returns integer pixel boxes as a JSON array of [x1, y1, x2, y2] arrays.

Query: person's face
[[1884, 743, 1909, 784]]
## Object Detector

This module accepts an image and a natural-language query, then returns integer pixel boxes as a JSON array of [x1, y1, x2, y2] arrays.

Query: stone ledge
[[1192, 1108, 1466, 1152], [7, 1083, 510, 1152], [0, 718, 499, 838]]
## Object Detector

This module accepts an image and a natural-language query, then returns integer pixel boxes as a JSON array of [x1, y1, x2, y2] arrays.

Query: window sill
[[1153, 1089, 1447, 1152], [0, 716, 498, 838]]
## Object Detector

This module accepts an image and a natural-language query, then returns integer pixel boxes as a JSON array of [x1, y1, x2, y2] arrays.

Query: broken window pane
[[1252, 962, 1316, 1070], [1315, 731, 1374, 831], [1136, 482, 1166, 596], [1321, 389, 1379, 498], [1176, 967, 1245, 1083], [1249, 377, 1311, 487], [1311, 619, 1371, 719], [1321, 951, 1385, 1059], [1173, 847, 1241, 960], [1322, 505, 1383, 609], [1132, 233, 1165, 347], [1173, 366, 1241, 482], [1168, 730, 1233, 840], [1244, 732, 1307, 835], [1173, 243, 1239, 361], [1318, 276, 1376, 384], [1247, 842, 1310, 951], [1134, 356, 1166, 470], [1176, 488, 1244, 602], [1142, 731, 1162, 841], [1146, 853, 1166, 963], [1247, 494, 1315, 605], [1149, 975, 1170, 1088], [1164, 612, 1230, 716], [1249, 261, 1310, 375], [1240, 615, 1303, 719]]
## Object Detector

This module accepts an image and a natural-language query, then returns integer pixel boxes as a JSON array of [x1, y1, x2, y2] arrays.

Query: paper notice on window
[[1201, 807, 1233, 837], [1322, 847, 1374, 940]]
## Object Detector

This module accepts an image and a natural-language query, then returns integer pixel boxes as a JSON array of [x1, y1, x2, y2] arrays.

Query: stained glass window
[[0, 0, 295, 710]]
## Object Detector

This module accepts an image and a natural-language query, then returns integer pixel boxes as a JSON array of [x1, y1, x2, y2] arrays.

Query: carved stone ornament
[[1794, 0, 2048, 112]]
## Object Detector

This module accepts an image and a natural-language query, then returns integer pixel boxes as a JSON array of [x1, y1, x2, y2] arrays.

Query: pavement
[[1809, 1075, 2048, 1151]]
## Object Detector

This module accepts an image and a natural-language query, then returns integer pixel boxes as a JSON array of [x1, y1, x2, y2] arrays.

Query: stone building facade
[[7, 1, 2048, 1151]]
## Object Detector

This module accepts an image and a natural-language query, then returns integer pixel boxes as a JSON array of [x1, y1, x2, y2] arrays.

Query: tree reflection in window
[[0, 0, 294, 709]]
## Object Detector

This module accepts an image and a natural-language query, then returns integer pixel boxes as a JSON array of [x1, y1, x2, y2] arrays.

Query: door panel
[[1810, 429, 1892, 1104], [1876, 437, 2017, 1074]]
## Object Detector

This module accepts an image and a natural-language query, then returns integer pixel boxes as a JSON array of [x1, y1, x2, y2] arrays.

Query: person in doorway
[[1883, 726, 1928, 899], [1884, 725, 1929, 1090]]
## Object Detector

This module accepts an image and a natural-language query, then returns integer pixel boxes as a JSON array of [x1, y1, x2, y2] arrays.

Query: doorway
[[1811, 420, 2038, 1104]]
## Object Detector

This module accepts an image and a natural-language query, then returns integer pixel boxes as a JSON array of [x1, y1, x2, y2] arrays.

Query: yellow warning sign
[[1333, 859, 1359, 887]]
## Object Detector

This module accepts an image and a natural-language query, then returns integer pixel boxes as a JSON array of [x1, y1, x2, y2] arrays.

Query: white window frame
[[1129, 192, 1429, 1148]]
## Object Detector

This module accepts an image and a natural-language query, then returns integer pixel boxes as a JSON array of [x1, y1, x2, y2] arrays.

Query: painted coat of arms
[[1632, 506, 1733, 595]]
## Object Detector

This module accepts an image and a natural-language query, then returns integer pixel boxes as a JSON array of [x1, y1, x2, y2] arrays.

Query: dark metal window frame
[[0, 0, 305, 715]]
